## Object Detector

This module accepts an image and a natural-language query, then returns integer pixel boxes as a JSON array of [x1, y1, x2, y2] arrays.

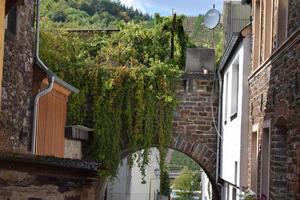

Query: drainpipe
[[216, 68, 223, 190], [31, 0, 55, 154]]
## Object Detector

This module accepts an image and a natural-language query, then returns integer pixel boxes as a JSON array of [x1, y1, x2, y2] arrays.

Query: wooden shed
[[33, 66, 79, 158]]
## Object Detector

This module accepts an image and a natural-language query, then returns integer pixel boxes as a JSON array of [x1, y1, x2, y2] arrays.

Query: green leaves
[[40, 0, 151, 29], [172, 167, 201, 200], [40, 12, 188, 180], [65, 65, 180, 177]]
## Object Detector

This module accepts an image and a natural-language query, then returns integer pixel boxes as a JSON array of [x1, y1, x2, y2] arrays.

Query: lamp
[[149, 168, 160, 200], [202, 66, 208, 75]]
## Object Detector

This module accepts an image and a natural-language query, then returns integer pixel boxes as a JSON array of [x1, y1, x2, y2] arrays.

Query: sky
[[118, 0, 223, 16]]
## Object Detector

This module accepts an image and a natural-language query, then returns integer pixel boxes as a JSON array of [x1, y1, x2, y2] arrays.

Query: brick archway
[[170, 72, 219, 199], [119, 72, 219, 199]]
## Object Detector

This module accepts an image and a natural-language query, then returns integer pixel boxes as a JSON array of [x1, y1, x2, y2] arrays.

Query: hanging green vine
[[67, 63, 181, 178], [40, 15, 191, 180]]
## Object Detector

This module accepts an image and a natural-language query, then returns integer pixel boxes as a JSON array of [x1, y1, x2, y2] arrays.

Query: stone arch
[[119, 139, 219, 200], [114, 73, 220, 199], [169, 134, 219, 200], [269, 116, 288, 199]]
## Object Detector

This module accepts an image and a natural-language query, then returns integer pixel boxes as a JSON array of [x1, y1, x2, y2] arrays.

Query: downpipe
[[31, 0, 55, 154], [216, 68, 223, 196]]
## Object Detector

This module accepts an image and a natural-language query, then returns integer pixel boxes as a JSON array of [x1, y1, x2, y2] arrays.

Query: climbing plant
[[40, 15, 190, 179], [65, 63, 180, 177]]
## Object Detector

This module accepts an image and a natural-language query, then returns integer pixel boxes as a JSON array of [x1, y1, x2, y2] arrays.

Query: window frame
[[230, 62, 239, 121], [277, 0, 289, 47]]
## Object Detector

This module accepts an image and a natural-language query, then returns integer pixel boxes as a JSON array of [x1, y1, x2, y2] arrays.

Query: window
[[232, 188, 237, 200], [5, 5, 17, 35], [234, 161, 238, 185], [251, 131, 258, 193], [226, 183, 230, 200], [231, 64, 239, 119], [277, 0, 288, 46], [261, 128, 270, 200], [253, 0, 262, 68], [263, 0, 273, 59], [224, 72, 229, 123]]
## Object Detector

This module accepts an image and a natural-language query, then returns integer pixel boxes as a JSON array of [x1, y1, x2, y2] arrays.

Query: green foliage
[[40, 0, 151, 28], [172, 167, 201, 200], [169, 151, 200, 171], [160, 170, 171, 196], [64, 64, 181, 177], [40, 16, 190, 179], [184, 15, 224, 64]]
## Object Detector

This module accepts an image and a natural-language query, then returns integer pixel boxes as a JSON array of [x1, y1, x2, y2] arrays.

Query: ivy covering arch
[[41, 15, 190, 180]]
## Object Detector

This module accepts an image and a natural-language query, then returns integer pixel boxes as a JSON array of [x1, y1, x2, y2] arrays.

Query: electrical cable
[[210, 28, 223, 140]]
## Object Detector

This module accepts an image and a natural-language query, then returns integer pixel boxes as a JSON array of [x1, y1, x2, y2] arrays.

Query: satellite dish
[[204, 8, 221, 29]]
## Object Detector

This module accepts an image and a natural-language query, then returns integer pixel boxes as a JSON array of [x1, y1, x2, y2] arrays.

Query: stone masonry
[[0, 154, 101, 200], [0, 1, 103, 200], [0, 0, 35, 153], [249, 39, 300, 200], [248, 0, 300, 199], [171, 71, 219, 198]]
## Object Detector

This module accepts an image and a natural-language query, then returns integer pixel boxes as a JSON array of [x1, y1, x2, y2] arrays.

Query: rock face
[[0, 0, 34, 153]]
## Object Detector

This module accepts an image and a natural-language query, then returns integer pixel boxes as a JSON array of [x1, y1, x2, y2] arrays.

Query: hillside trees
[[40, 0, 151, 28]]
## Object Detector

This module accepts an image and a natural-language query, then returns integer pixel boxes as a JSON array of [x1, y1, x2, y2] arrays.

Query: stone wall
[[249, 28, 300, 200], [0, 170, 97, 200], [0, 154, 102, 200], [288, 0, 300, 36], [0, 0, 35, 153], [171, 71, 219, 198]]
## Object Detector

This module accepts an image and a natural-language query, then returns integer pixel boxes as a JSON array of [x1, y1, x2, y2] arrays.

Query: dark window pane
[[7, 5, 17, 35]]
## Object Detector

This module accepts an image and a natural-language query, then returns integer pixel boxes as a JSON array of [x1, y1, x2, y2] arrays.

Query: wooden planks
[[36, 84, 68, 158]]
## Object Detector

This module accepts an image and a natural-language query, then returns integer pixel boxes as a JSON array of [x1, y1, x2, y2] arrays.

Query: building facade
[[0, 1, 101, 199], [223, 0, 252, 47], [248, 0, 300, 199], [219, 26, 252, 200]]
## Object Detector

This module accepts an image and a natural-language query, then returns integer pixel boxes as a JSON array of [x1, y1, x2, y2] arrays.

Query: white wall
[[201, 171, 212, 200], [220, 36, 250, 200], [107, 148, 160, 200], [130, 148, 160, 200], [107, 157, 132, 200]]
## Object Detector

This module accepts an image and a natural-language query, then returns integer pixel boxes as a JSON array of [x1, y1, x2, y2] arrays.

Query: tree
[[172, 167, 201, 200]]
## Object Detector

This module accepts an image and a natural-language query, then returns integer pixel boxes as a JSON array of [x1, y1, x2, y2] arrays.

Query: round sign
[[204, 8, 221, 29]]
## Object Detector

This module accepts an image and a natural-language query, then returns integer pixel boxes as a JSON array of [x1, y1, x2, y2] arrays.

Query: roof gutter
[[32, 0, 55, 154], [32, 0, 79, 154]]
